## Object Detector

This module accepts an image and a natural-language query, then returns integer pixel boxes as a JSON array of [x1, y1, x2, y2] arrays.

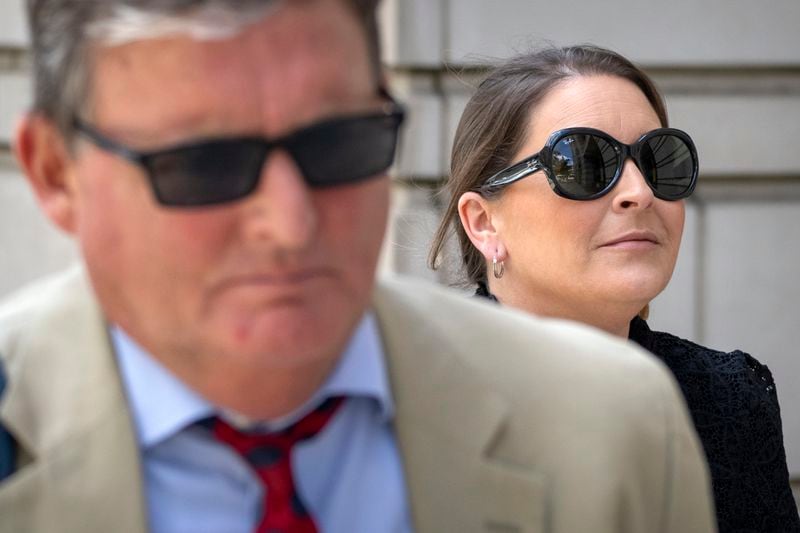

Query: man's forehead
[[86, 0, 375, 138], [85, 1, 281, 47]]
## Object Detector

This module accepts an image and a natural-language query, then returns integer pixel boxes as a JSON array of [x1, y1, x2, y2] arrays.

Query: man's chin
[[205, 306, 355, 367]]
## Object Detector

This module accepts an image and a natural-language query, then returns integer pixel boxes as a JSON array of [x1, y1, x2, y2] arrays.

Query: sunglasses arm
[[72, 119, 147, 166], [478, 157, 543, 194]]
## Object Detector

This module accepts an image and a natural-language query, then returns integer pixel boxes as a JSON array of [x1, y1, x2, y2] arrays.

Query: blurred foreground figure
[[0, 1, 716, 532]]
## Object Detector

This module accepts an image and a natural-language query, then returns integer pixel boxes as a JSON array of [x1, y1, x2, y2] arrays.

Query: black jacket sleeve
[[629, 317, 800, 533]]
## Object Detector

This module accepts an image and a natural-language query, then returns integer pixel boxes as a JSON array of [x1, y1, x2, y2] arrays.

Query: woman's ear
[[14, 113, 79, 234], [457, 191, 506, 261]]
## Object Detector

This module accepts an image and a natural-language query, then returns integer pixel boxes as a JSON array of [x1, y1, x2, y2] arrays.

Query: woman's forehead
[[523, 75, 660, 149]]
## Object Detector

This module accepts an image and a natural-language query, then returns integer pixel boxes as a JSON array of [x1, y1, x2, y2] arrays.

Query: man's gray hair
[[26, 0, 382, 141]]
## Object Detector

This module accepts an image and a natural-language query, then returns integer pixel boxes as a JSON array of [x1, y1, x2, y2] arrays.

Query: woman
[[429, 45, 799, 532]]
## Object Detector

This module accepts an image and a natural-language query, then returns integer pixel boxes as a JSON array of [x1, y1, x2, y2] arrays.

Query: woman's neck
[[487, 283, 638, 339]]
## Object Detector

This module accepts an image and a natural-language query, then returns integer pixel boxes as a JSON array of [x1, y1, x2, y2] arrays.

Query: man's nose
[[611, 158, 655, 212], [240, 149, 317, 249]]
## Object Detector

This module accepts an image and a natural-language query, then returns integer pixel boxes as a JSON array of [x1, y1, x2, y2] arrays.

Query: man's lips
[[600, 230, 660, 248], [210, 268, 334, 293]]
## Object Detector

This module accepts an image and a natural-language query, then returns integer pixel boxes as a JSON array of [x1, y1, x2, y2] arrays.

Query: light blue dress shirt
[[111, 313, 412, 533]]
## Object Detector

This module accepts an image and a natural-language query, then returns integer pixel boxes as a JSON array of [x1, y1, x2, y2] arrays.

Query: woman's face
[[488, 75, 685, 328]]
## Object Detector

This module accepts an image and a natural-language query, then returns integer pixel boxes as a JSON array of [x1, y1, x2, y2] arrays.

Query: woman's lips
[[600, 230, 660, 249]]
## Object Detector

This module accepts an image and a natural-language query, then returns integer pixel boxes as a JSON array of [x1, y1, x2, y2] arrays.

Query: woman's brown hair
[[428, 45, 668, 287]]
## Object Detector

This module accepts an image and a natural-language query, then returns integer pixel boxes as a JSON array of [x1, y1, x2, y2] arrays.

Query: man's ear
[[457, 191, 506, 262], [14, 113, 79, 235]]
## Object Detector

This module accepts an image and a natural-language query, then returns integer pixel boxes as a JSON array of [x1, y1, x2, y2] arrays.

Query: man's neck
[[112, 324, 344, 422], [169, 353, 340, 421]]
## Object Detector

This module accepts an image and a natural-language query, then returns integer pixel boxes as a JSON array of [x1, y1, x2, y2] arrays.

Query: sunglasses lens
[[289, 113, 402, 187], [550, 133, 619, 199], [640, 134, 696, 199], [144, 110, 402, 207], [149, 140, 266, 206]]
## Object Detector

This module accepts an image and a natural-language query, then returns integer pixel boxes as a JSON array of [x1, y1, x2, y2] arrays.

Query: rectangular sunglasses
[[73, 97, 405, 207], [479, 127, 698, 201]]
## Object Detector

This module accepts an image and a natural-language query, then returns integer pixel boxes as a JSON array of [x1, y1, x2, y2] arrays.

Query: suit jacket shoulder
[[0, 272, 717, 533], [374, 276, 717, 533]]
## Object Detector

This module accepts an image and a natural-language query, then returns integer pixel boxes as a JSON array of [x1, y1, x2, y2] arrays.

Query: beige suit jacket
[[0, 267, 716, 532]]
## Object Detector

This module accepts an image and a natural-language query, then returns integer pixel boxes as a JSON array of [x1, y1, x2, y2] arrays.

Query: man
[[0, 0, 716, 531]]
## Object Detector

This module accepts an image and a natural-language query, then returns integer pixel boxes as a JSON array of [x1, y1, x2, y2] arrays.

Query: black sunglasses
[[73, 99, 405, 207], [478, 127, 698, 201]]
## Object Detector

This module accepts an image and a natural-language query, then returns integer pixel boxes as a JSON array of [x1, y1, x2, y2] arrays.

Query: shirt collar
[[111, 311, 393, 449]]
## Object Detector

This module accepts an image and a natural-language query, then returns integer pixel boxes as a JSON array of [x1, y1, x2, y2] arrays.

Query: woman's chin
[[604, 276, 668, 313]]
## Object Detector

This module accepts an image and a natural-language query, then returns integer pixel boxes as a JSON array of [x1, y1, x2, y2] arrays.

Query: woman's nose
[[611, 158, 655, 212]]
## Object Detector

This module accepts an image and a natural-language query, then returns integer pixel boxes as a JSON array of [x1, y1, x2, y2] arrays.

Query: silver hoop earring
[[493, 256, 505, 279]]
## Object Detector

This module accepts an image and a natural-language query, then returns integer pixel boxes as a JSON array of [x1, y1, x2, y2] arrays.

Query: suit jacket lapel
[[0, 410, 146, 533], [0, 268, 147, 533], [373, 280, 548, 533]]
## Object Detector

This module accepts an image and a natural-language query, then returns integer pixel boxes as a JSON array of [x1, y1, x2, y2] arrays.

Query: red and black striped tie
[[213, 397, 344, 533]]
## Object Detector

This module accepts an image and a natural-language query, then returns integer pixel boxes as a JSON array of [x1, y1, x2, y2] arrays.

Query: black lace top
[[475, 283, 799, 532], [628, 317, 799, 533]]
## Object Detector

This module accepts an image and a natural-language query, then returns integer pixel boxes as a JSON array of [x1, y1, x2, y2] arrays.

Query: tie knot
[[213, 396, 344, 456], [283, 396, 345, 442], [209, 397, 345, 533]]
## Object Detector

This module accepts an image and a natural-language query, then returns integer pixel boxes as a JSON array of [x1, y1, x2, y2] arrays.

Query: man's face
[[65, 0, 388, 380]]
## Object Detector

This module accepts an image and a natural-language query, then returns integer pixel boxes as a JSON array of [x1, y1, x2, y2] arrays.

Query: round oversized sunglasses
[[73, 97, 405, 207], [478, 127, 698, 201]]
